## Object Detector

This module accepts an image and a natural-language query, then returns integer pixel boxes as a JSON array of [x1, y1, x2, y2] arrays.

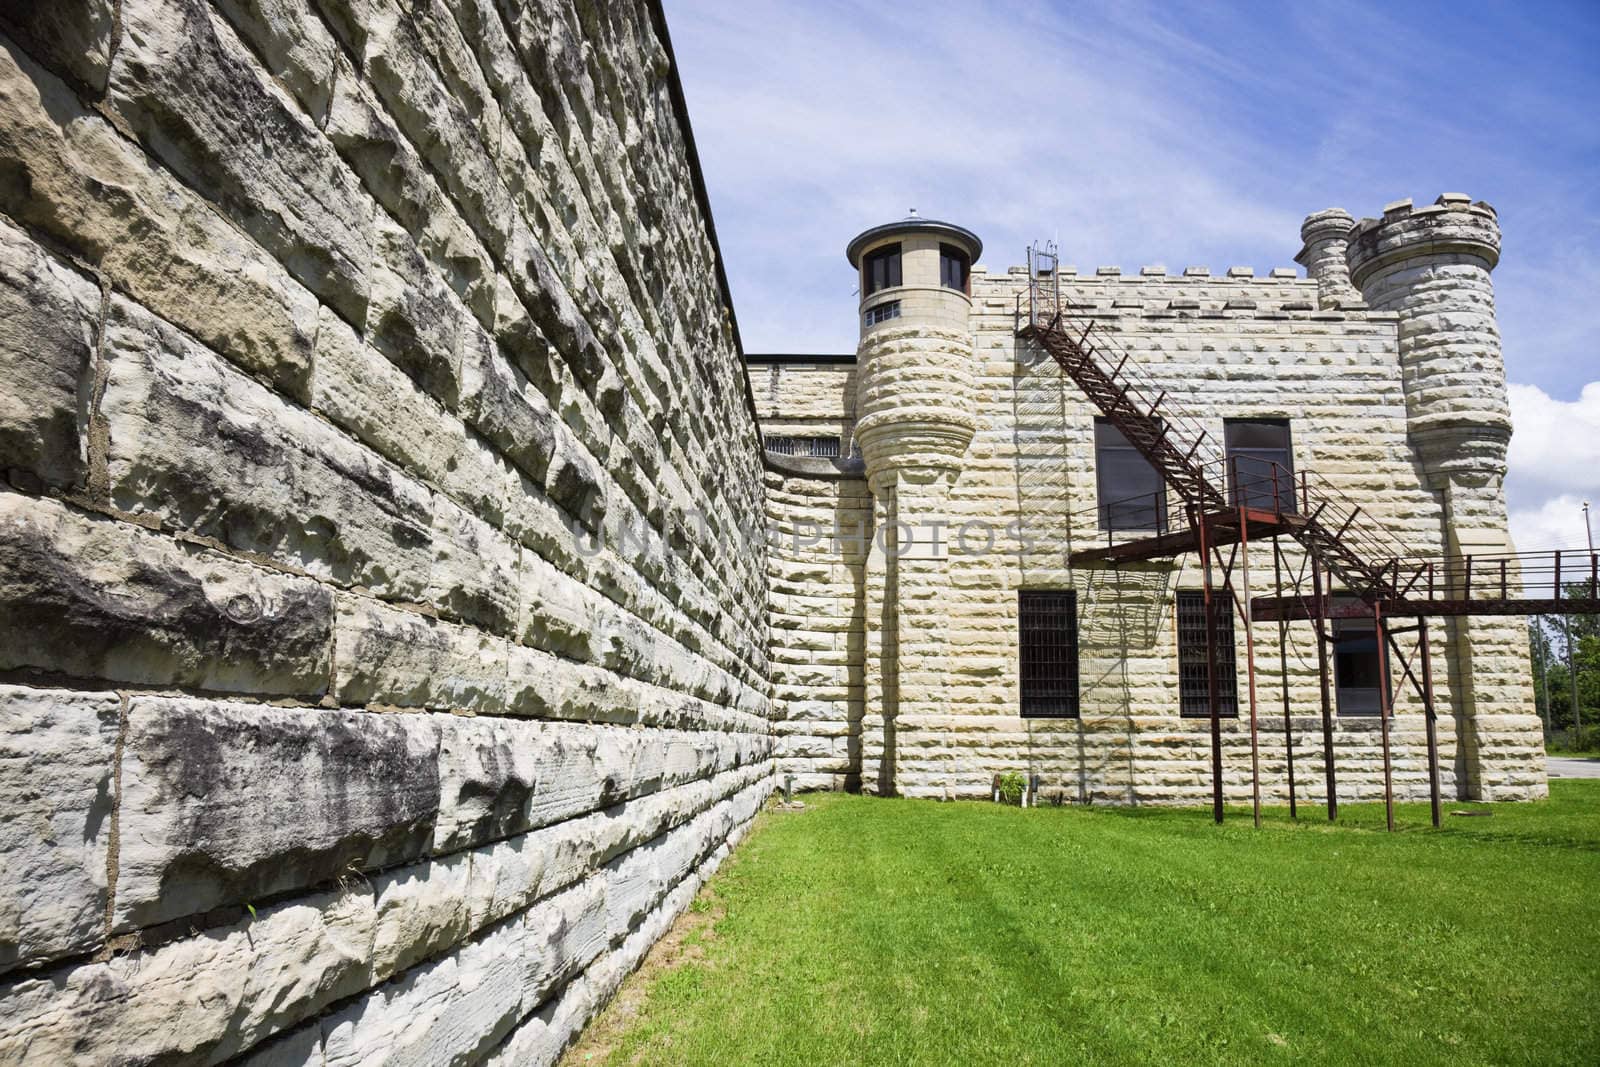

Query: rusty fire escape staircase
[[1016, 253, 1400, 606], [1013, 241, 1600, 830]]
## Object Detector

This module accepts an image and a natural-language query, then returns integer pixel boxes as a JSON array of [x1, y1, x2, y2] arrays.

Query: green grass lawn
[[575, 782, 1600, 1066]]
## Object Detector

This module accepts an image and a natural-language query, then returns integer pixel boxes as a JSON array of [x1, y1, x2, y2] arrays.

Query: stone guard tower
[[1343, 195, 1542, 798], [846, 216, 982, 794]]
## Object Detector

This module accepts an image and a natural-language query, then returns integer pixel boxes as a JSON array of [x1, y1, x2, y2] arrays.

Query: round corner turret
[[846, 214, 983, 483], [1346, 194, 1509, 481]]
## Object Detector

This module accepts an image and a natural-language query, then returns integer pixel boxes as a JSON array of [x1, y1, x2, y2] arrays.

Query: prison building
[[759, 204, 1573, 810]]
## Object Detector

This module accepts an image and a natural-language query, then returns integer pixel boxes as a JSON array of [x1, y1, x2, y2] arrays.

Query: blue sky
[[665, 0, 1600, 555]]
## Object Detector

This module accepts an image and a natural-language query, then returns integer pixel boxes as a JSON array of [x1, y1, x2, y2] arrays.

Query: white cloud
[[1506, 382, 1600, 593], [1506, 381, 1600, 516], [1507, 493, 1596, 597], [667, 0, 1600, 400], [1509, 492, 1594, 552]]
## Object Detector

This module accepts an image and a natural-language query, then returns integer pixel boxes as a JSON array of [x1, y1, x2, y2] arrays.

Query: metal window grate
[[1176, 591, 1238, 717], [764, 435, 842, 458], [1019, 589, 1080, 718]]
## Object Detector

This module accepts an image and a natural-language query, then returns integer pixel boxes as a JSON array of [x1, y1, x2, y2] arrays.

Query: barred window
[[764, 435, 842, 458], [1019, 590, 1079, 718], [1176, 590, 1237, 717]]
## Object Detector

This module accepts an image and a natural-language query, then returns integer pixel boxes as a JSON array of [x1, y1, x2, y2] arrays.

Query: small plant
[[997, 771, 1025, 805]]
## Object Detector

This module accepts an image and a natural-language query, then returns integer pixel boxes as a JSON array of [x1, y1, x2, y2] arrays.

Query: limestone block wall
[[764, 463, 870, 790], [0, 2, 772, 1063], [751, 360, 858, 453]]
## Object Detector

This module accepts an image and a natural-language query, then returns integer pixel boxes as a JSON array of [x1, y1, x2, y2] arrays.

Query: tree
[[1528, 582, 1600, 742]]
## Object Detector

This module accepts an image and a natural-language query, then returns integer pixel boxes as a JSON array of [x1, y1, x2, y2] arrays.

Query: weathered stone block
[[368, 211, 466, 409], [0, 886, 376, 1064], [502, 466, 591, 574], [518, 548, 597, 660], [369, 850, 471, 978], [429, 495, 520, 635], [544, 431, 609, 534], [0, 0, 116, 91], [320, 914, 527, 1067], [107, 0, 373, 322], [212, 0, 344, 124], [434, 715, 541, 853], [492, 271, 559, 395], [522, 876, 608, 1007], [0, 215, 96, 491], [334, 593, 508, 712], [311, 305, 506, 523], [0, 491, 333, 694], [236, 1022, 325, 1067], [114, 698, 439, 930], [0, 38, 317, 399], [460, 322, 558, 482], [324, 64, 435, 232], [320, 0, 517, 258], [0, 686, 119, 975], [102, 297, 435, 600]]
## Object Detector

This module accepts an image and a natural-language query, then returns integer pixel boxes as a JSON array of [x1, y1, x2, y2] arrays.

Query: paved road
[[1548, 756, 1600, 779]]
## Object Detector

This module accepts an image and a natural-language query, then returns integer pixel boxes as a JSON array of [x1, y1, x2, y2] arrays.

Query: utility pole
[[1575, 501, 1595, 742], [1562, 501, 1591, 744]]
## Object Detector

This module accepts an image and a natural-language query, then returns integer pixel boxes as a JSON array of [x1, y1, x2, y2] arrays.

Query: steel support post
[[1311, 556, 1337, 820], [1239, 506, 1262, 828], [1273, 540, 1297, 818], [1197, 509, 1225, 824], [1419, 618, 1442, 828], [1374, 602, 1396, 832]]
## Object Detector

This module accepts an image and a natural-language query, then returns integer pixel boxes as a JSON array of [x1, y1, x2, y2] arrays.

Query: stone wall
[[750, 360, 857, 453], [0, 1, 772, 1062], [764, 459, 870, 790], [761, 262, 1545, 804]]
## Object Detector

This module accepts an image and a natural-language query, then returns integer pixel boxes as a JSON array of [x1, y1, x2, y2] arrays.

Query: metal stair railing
[[1018, 245, 1425, 604]]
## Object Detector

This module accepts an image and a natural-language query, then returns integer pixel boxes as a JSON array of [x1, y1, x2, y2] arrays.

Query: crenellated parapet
[[1346, 194, 1509, 482]]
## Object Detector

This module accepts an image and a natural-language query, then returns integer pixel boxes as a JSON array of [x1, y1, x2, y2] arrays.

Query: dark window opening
[[764, 435, 842, 458], [1224, 418, 1295, 512], [939, 243, 971, 294], [1177, 591, 1238, 717], [1334, 617, 1389, 716], [1020, 590, 1079, 718], [864, 300, 902, 327], [862, 243, 902, 297], [1094, 418, 1167, 532]]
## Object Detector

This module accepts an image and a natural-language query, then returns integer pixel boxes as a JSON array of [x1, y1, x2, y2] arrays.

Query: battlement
[[988, 263, 1304, 281], [1347, 194, 1500, 290], [972, 264, 1369, 321]]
